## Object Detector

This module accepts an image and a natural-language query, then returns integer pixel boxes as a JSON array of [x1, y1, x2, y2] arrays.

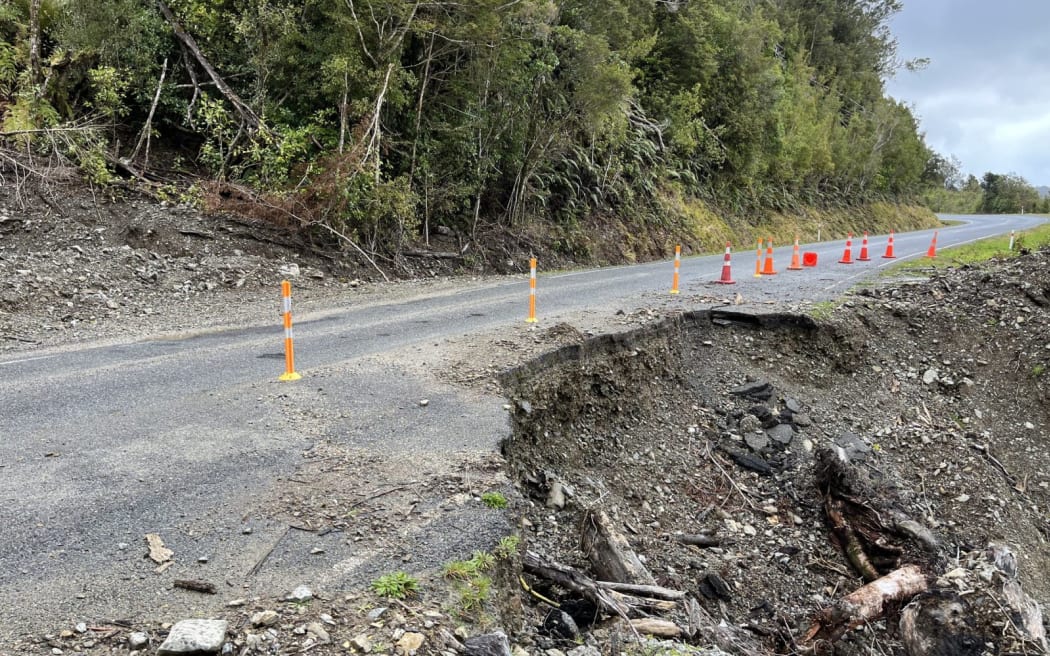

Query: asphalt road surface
[[0, 213, 1043, 643]]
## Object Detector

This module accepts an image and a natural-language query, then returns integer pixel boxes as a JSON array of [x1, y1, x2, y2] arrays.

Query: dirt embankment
[[500, 252, 1049, 655]]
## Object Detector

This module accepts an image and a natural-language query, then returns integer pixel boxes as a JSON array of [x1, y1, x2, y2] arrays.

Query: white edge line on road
[[0, 355, 56, 367], [822, 233, 1000, 292]]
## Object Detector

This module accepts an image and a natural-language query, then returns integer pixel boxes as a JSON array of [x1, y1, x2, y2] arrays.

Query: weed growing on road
[[481, 491, 508, 509], [371, 571, 419, 599], [442, 551, 494, 580], [493, 535, 520, 559]]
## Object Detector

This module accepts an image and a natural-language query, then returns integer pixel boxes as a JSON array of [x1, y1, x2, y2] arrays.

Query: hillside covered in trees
[[2, 0, 945, 264]]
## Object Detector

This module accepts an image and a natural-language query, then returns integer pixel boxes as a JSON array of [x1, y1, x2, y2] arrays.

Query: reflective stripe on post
[[526, 258, 538, 323], [670, 245, 681, 295], [279, 280, 301, 381]]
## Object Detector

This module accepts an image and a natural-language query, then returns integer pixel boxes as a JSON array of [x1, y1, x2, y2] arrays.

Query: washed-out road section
[[0, 213, 1042, 644]]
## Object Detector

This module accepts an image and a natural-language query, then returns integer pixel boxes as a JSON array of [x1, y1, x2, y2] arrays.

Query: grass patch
[[442, 551, 495, 580], [443, 550, 500, 618], [493, 535, 520, 560], [807, 300, 839, 320], [371, 571, 419, 599], [481, 491, 508, 509], [888, 223, 1050, 275]]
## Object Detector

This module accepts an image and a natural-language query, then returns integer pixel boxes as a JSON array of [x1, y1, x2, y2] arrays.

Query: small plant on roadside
[[493, 535, 520, 560], [443, 551, 494, 580], [481, 491, 507, 509], [371, 571, 419, 599], [456, 575, 492, 612], [1033, 363, 1046, 378]]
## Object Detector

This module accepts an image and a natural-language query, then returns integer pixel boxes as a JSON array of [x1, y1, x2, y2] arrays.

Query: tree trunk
[[27, 0, 42, 90], [580, 509, 657, 586]]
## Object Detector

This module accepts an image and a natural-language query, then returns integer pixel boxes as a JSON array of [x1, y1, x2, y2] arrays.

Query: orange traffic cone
[[754, 240, 763, 278], [787, 236, 803, 270], [926, 231, 938, 258], [761, 237, 778, 275], [714, 242, 736, 284], [882, 230, 897, 259], [839, 234, 854, 264], [858, 232, 871, 261]]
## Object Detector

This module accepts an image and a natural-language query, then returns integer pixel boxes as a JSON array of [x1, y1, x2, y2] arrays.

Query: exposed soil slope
[[501, 252, 1049, 654]]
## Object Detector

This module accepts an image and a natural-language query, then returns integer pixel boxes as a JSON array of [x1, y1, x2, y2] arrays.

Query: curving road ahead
[[0, 212, 1043, 643]]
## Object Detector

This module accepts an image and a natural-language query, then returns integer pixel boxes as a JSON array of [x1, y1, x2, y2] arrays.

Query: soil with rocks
[[500, 254, 1050, 655], [3, 184, 1048, 655]]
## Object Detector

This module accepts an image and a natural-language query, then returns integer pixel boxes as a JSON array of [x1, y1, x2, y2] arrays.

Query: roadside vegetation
[[889, 223, 1050, 274], [1, 0, 949, 269]]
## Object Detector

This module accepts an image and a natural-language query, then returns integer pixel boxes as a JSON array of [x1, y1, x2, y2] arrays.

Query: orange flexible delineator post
[[279, 280, 301, 382], [787, 236, 803, 270], [754, 240, 763, 278], [714, 242, 736, 284], [761, 237, 778, 275], [858, 232, 871, 261], [670, 244, 681, 295], [926, 231, 938, 258], [526, 257, 538, 323], [882, 230, 897, 259], [839, 233, 854, 264]]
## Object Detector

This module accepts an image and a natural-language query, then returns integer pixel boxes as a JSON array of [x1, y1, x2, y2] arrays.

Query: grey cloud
[[885, 0, 1050, 184]]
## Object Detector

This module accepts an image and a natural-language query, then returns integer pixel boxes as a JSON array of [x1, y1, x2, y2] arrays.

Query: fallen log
[[581, 509, 656, 586], [806, 564, 928, 644]]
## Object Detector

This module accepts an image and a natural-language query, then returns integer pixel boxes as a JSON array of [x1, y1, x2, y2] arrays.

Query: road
[[0, 213, 1043, 643]]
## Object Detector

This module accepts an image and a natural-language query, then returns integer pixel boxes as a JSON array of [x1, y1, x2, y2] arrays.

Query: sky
[[884, 0, 1050, 187]]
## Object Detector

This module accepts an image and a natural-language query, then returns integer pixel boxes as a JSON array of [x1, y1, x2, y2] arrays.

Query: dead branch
[[155, 0, 262, 131], [595, 581, 686, 601], [130, 57, 168, 168], [173, 579, 217, 594], [402, 250, 463, 260], [247, 525, 290, 576], [826, 497, 879, 581], [675, 533, 721, 548], [521, 550, 631, 618], [806, 564, 928, 644]]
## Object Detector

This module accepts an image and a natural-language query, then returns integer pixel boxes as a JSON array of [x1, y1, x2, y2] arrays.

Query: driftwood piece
[[581, 510, 656, 586], [807, 564, 928, 644], [629, 618, 682, 639]]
